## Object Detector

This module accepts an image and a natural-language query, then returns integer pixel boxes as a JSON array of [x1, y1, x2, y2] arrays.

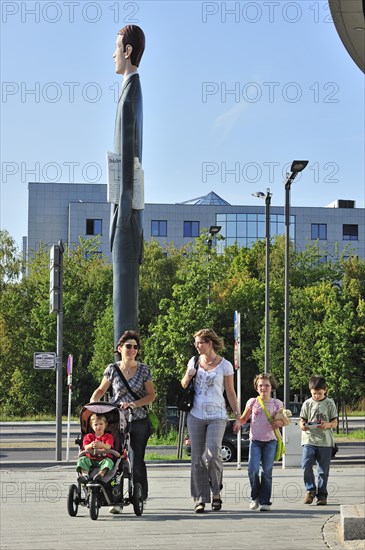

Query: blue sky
[[1, 0, 364, 249]]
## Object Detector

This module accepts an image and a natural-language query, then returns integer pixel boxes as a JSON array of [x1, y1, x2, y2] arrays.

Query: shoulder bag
[[113, 364, 159, 434], [176, 355, 199, 412], [257, 396, 286, 461]]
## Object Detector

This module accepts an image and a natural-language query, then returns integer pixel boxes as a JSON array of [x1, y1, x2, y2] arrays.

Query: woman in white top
[[181, 328, 239, 513]]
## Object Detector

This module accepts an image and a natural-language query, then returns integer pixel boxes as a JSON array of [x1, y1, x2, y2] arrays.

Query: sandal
[[194, 503, 205, 513], [212, 497, 222, 511]]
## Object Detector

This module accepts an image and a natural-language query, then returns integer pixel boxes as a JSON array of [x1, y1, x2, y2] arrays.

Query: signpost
[[49, 241, 64, 461], [34, 352, 56, 369], [234, 311, 241, 469], [66, 354, 73, 461]]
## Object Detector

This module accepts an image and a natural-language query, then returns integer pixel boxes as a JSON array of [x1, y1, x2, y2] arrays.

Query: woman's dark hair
[[118, 25, 145, 67], [114, 330, 140, 360]]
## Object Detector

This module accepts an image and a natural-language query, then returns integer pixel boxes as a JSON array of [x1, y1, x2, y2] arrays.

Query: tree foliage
[[1, 230, 364, 422]]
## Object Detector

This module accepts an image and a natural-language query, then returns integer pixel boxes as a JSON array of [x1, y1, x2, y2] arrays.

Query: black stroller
[[67, 402, 144, 520]]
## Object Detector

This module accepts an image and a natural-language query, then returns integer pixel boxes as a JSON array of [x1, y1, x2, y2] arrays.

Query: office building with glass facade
[[27, 183, 364, 263]]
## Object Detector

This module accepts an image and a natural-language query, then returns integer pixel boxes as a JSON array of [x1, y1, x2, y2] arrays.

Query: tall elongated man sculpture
[[110, 25, 145, 345]]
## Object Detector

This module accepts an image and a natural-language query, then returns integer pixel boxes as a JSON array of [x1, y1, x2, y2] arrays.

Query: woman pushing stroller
[[90, 330, 155, 509]]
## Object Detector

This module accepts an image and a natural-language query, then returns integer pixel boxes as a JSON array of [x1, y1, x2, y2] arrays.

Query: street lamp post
[[207, 225, 221, 305], [252, 189, 272, 373], [284, 161, 308, 408]]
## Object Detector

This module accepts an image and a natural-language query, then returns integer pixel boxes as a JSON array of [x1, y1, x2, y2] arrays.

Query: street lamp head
[[290, 160, 309, 174], [285, 160, 309, 189], [209, 225, 221, 236], [252, 191, 265, 199]]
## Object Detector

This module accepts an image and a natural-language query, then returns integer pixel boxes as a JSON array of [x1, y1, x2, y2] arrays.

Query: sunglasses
[[125, 344, 139, 350]]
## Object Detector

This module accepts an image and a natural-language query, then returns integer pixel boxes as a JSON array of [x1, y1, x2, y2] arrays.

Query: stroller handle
[[78, 449, 121, 458]]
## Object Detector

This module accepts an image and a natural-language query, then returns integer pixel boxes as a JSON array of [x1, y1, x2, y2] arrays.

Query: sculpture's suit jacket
[[110, 73, 143, 339]]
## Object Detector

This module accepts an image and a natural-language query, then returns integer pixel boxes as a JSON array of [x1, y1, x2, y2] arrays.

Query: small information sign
[[34, 352, 56, 369]]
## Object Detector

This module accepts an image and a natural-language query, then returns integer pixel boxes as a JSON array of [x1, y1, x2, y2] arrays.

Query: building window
[[216, 212, 294, 252], [85, 251, 102, 261], [343, 224, 358, 241], [151, 220, 167, 237], [311, 223, 327, 240], [86, 219, 102, 235], [314, 255, 327, 265], [184, 221, 200, 238]]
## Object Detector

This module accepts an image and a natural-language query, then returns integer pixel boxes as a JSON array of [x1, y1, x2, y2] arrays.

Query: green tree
[[0, 230, 22, 288]]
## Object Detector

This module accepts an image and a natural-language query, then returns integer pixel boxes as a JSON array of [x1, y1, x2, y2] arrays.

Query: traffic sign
[[67, 354, 73, 375], [34, 352, 56, 369]]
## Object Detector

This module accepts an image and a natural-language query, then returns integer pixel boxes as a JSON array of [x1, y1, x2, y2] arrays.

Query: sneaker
[[249, 499, 260, 510], [260, 504, 271, 512], [316, 497, 327, 506], [94, 469, 108, 482], [194, 503, 205, 514], [303, 491, 316, 504], [109, 506, 121, 514], [78, 475, 89, 485]]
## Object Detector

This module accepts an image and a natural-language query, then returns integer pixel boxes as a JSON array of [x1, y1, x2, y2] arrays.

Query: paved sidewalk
[[1, 464, 364, 550]]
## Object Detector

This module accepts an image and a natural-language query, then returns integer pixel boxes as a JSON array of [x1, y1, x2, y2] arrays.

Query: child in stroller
[[76, 413, 114, 483], [67, 402, 144, 520]]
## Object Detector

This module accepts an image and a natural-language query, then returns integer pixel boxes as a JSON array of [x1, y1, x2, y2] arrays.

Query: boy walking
[[299, 376, 338, 505]]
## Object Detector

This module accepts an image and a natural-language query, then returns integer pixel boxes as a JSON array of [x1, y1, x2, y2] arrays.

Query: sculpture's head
[[118, 25, 145, 68]]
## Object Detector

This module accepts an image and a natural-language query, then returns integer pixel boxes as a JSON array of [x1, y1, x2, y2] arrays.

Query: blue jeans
[[301, 444, 332, 498], [248, 439, 277, 505]]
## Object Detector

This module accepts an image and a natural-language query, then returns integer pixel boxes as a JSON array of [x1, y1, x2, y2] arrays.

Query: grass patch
[[335, 429, 365, 440], [145, 452, 190, 461], [148, 430, 181, 446], [0, 415, 79, 422]]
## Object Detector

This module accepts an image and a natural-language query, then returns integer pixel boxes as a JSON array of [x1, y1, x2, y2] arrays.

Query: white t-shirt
[[188, 356, 234, 420]]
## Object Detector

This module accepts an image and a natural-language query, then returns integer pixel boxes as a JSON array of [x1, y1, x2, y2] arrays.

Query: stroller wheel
[[89, 491, 100, 520], [132, 483, 144, 516], [67, 484, 79, 517]]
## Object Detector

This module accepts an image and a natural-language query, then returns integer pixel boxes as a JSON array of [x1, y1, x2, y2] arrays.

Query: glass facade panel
[[257, 221, 265, 238], [247, 221, 257, 237], [226, 221, 236, 238], [215, 212, 296, 250], [237, 221, 246, 237]]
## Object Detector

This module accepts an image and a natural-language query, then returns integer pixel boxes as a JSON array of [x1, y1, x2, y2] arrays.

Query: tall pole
[[252, 190, 271, 374], [284, 183, 291, 409], [207, 226, 221, 306], [264, 190, 271, 373], [50, 241, 64, 461], [207, 237, 212, 305], [282, 161, 308, 408]]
